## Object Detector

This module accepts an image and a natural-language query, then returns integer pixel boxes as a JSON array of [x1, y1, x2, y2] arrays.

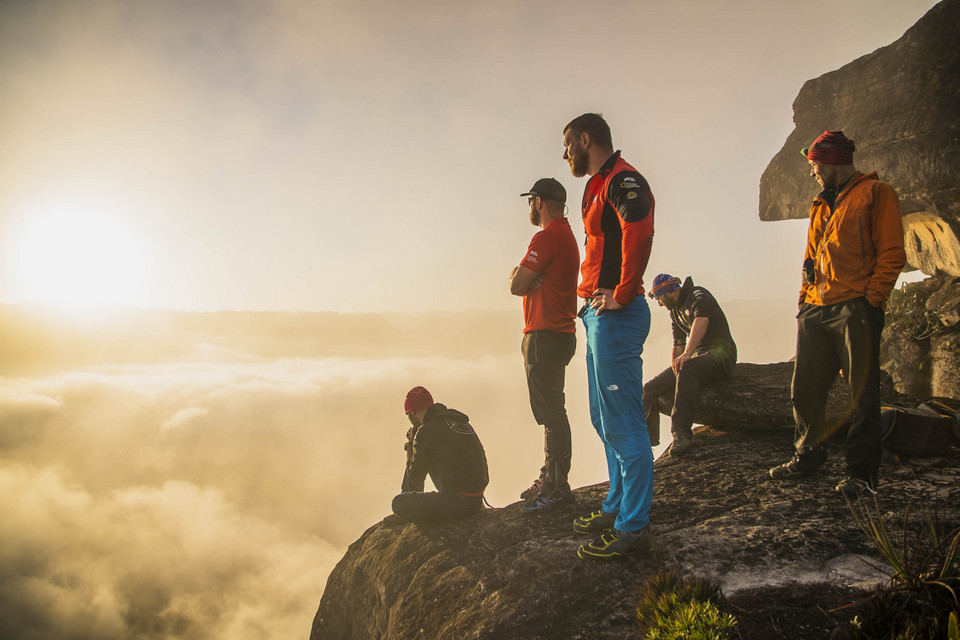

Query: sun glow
[[10, 205, 151, 308]]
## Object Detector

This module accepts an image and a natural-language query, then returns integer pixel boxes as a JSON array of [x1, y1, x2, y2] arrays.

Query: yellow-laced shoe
[[572, 509, 616, 534], [577, 527, 652, 560]]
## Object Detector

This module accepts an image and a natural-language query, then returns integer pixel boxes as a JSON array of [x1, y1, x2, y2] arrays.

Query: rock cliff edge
[[311, 426, 959, 639]]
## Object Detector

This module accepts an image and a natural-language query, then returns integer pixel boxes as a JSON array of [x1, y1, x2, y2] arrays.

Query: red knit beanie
[[802, 131, 855, 165], [404, 386, 434, 412]]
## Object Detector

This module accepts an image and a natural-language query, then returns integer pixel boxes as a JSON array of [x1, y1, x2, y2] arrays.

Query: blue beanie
[[648, 274, 681, 298]]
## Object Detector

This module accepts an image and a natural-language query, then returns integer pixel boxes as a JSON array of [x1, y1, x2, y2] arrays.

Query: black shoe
[[836, 476, 877, 499], [521, 491, 574, 514], [519, 477, 542, 500], [769, 447, 826, 479], [381, 514, 406, 527], [664, 435, 693, 457]]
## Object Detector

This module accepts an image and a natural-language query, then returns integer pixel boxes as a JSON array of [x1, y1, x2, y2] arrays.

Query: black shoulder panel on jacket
[[607, 170, 651, 223]]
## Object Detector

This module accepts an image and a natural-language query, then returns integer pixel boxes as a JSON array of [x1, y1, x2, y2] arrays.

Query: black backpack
[[880, 400, 959, 459]]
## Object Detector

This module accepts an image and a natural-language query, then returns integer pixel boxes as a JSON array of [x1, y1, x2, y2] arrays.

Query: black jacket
[[402, 403, 489, 495], [670, 277, 736, 360]]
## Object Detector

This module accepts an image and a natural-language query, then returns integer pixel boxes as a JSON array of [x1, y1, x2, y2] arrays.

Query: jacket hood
[[424, 403, 470, 424], [677, 276, 695, 304]]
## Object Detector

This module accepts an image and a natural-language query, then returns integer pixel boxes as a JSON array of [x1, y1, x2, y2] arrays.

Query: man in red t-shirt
[[509, 177, 580, 512]]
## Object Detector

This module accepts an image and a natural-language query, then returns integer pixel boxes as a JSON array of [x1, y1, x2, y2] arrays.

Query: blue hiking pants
[[580, 297, 654, 533]]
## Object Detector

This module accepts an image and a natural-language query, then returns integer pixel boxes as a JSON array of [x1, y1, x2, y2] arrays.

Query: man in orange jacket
[[769, 131, 905, 498]]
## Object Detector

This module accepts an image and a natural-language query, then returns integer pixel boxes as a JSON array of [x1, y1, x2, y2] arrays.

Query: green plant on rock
[[841, 496, 960, 639], [636, 571, 737, 640]]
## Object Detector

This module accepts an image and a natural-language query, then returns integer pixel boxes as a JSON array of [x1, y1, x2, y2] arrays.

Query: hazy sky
[[0, 3, 946, 636], [0, 0, 937, 313]]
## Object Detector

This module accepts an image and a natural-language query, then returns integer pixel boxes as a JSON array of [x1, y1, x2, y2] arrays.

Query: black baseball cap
[[521, 178, 566, 204]]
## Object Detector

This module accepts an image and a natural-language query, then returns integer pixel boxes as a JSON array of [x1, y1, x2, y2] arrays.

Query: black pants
[[522, 330, 576, 497], [642, 349, 735, 445], [791, 298, 884, 482], [392, 491, 483, 525]]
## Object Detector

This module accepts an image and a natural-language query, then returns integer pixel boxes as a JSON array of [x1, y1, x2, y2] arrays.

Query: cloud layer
[[0, 300, 800, 638], [0, 348, 615, 639]]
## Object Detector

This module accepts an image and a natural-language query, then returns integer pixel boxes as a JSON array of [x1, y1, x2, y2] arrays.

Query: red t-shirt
[[519, 217, 580, 334]]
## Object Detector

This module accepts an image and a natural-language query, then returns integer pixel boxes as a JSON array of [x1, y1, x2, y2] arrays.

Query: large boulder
[[758, 0, 960, 277], [311, 427, 960, 640], [882, 275, 960, 399], [652, 361, 898, 430]]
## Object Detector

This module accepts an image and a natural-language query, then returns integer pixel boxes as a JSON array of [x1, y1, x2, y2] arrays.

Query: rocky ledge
[[311, 426, 960, 640]]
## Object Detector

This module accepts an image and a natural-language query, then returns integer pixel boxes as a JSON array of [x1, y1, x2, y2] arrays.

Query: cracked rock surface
[[311, 426, 960, 640]]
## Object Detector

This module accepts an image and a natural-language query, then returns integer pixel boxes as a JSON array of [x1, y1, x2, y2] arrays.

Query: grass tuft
[[636, 571, 737, 640], [841, 495, 960, 639]]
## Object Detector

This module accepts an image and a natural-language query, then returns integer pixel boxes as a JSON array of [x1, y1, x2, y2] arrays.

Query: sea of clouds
[[0, 303, 797, 639], [0, 350, 615, 639]]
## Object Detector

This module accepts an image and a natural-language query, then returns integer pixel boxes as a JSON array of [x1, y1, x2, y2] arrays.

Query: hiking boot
[[769, 447, 827, 480], [572, 509, 617, 534], [577, 527, 653, 560], [381, 514, 406, 527], [836, 476, 877, 499], [664, 435, 693, 458], [521, 491, 574, 514], [519, 478, 542, 500]]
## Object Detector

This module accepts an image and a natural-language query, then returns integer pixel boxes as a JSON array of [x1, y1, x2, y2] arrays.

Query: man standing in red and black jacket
[[561, 113, 656, 560]]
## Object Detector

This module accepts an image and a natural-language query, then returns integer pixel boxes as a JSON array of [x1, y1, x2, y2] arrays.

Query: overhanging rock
[[758, 0, 960, 277]]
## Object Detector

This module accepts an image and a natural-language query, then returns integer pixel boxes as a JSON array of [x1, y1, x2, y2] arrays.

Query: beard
[[529, 206, 540, 226], [407, 413, 423, 428], [569, 146, 589, 178], [659, 293, 679, 310]]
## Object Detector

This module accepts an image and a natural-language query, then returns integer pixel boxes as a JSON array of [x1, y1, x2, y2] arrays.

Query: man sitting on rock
[[643, 274, 737, 458], [391, 386, 489, 525]]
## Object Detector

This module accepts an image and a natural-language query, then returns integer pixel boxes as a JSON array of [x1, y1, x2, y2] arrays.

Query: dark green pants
[[522, 330, 576, 497], [791, 298, 884, 482], [642, 348, 735, 445], [392, 491, 483, 525]]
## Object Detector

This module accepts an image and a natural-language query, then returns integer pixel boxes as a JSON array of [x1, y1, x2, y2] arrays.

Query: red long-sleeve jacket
[[577, 151, 655, 306]]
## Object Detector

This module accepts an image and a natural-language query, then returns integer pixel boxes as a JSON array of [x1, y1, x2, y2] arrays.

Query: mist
[[0, 303, 797, 638]]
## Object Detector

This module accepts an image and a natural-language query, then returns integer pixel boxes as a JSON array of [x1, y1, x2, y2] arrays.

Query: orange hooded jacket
[[800, 171, 905, 309]]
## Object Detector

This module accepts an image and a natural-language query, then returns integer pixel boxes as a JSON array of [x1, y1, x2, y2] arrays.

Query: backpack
[[880, 401, 959, 459]]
